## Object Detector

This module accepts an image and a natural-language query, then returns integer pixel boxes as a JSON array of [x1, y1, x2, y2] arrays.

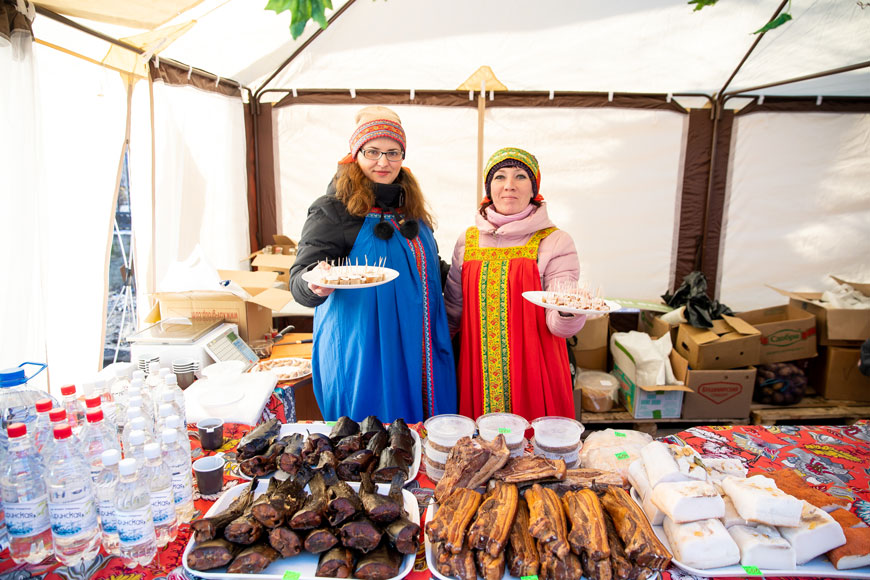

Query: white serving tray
[[183, 478, 419, 580], [277, 422, 421, 483], [629, 488, 870, 579]]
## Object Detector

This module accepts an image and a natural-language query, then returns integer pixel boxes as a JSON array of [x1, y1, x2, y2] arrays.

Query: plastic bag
[[662, 271, 733, 328]]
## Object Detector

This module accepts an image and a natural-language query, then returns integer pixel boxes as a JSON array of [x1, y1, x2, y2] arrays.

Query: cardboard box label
[[695, 380, 745, 404]]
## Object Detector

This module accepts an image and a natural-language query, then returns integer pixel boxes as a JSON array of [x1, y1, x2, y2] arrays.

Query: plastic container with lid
[[423, 439, 449, 465], [0, 363, 55, 452], [576, 370, 620, 413], [423, 456, 445, 482], [475, 412, 529, 448], [532, 416, 584, 452], [423, 414, 476, 449]]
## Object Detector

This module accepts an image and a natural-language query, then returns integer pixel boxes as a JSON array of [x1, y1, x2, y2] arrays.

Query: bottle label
[[150, 488, 175, 524], [5, 495, 51, 537], [116, 506, 156, 546], [48, 495, 98, 538], [170, 471, 193, 505], [98, 498, 117, 534]]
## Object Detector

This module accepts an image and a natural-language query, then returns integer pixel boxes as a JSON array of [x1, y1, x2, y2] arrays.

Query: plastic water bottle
[[80, 409, 121, 480], [158, 392, 182, 427], [0, 441, 7, 552], [0, 363, 54, 452], [125, 430, 147, 467], [41, 408, 70, 462], [45, 423, 101, 567], [145, 363, 163, 414], [94, 449, 121, 555], [162, 375, 186, 425], [160, 429, 194, 523], [85, 396, 117, 434], [1, 423, 54, 564], [165, 415, 191, 455], [59, 385, 86, 437], [32, 398, 55, 453], [109, 364, 132, 414], [123, 416, 155, 451], [114, 457, 156, 568], [142, 442, 178, 546]]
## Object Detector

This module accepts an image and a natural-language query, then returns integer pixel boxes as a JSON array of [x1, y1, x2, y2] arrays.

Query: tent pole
[[253, 0, 359, 111], [723, 60, 870, 97], [477, 81, 486, 204]]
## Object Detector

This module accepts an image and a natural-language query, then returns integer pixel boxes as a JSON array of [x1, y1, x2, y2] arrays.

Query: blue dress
[[311, 210, 457, 423]]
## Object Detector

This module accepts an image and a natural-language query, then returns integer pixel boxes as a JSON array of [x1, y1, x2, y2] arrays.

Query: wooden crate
[[750, 396, 870, 426], [580, 407, 748, 437]]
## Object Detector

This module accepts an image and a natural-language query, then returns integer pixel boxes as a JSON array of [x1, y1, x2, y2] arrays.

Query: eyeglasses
[[360, 148, 404, 162]]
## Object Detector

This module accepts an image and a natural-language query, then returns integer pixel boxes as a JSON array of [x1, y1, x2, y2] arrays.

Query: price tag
[[742, 565, 762, 576], [326, 421, 336, 426], [282, 572, 301, 580], [498, 428, 511, 434], [614, 431, 626, 437], [520, 576, 539, 580], [615, 451, 630, 460]]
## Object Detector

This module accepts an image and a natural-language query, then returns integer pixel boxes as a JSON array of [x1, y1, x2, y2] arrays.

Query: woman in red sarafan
[[445, 147, 587, 422]]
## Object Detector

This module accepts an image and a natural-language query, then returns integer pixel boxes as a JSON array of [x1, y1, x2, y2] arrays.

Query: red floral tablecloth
[[3, 420, 867, 580]]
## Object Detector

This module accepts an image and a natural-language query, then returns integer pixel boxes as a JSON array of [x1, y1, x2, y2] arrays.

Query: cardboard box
[[736, 304, 817, 364], [772, 277, 870, 345], [570, 314, 609, 371], [675, 315, 761, 370], [251, 253, 296, 286], [812, 346, 870, 402], [147, 270, 294, 342], [680, 364, 757, 420], [640, 310, 678, 343], [611, 341, 693, 419]]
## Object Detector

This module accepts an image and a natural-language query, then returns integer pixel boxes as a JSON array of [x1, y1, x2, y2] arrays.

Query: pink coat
[[444, 203, 587, 338]]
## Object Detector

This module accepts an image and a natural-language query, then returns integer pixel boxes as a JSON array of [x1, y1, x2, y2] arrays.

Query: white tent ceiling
[[32, 0, 870, 101]]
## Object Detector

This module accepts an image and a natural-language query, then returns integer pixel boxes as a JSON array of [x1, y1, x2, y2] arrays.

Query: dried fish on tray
[[183, 477, 419, 580]]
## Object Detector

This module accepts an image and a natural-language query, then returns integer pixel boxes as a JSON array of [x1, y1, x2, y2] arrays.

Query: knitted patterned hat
[[484, 147, 542, 199], [349, 106, 407, 159]]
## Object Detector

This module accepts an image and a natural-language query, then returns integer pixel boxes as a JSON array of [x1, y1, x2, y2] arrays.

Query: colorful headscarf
[[348, 106, 406, 160], [483, 147, 543, 200]]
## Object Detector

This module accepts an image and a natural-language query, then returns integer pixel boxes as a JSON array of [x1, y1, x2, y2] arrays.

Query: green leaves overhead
[[753, 12, 793, 34], [687, 0, 719, 11], [688, 0, 793, 35], [265, 0, 334, 39]]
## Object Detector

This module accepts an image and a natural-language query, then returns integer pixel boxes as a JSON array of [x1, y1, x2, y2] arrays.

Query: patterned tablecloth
[[3, 420, 868, 580]]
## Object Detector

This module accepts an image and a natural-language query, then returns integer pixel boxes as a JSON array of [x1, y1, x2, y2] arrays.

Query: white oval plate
[[184, 478, 419, 580], [301, 267, 399, 289], [522, 291, 622, 316]]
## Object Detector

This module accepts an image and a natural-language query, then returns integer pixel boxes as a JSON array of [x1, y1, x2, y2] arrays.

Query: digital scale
[[128, 318, 258, 371]]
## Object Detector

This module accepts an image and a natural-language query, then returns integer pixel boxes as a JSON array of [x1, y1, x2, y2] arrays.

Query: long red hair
[[334, 162, 436, 228]]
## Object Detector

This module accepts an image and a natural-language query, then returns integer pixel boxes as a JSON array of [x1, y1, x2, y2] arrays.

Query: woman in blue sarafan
[[288, 106, 457, 424]]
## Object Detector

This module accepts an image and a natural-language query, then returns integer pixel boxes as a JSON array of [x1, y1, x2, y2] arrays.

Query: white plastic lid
[[129, 430, 146, 445], [159, 368, 170, 378], [128, 395, 143, 407], [129, 381, 143, 391], [166, 415, 181, 429], [101, 448, 121, 466], [165, 374, 177, 385], [126, 407, 143, 421], [144, 442, 161, 458], [576, 371, 620, 394], [424, 414, 476, 447], [149, 361, 160, 373], [160, 391, 175, 403], [130, 416, 146, 430], [159, 403, 174, 417], [162, 428, 177, 443], [118, 457, 137, 476], [531, 416, 584, 450], [476, 412, 529, 446], [132, 370, 145, 380]]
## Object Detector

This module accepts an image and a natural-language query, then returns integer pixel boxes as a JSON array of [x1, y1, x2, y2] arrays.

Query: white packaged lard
[[628, 459, 652, 500], [721, 475, 803, 527], [641, 441, 689, 489], [721, 495, 749, 529], [652, 480, 724, 523], [728, 524, 796, 569], [642, 491, 665, 525], [778, 501, 846, 565], [663, 516, 740, 569]]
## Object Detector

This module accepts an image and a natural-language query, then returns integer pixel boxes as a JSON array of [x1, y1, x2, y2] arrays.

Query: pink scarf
[[485, 204, 536, 228]]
